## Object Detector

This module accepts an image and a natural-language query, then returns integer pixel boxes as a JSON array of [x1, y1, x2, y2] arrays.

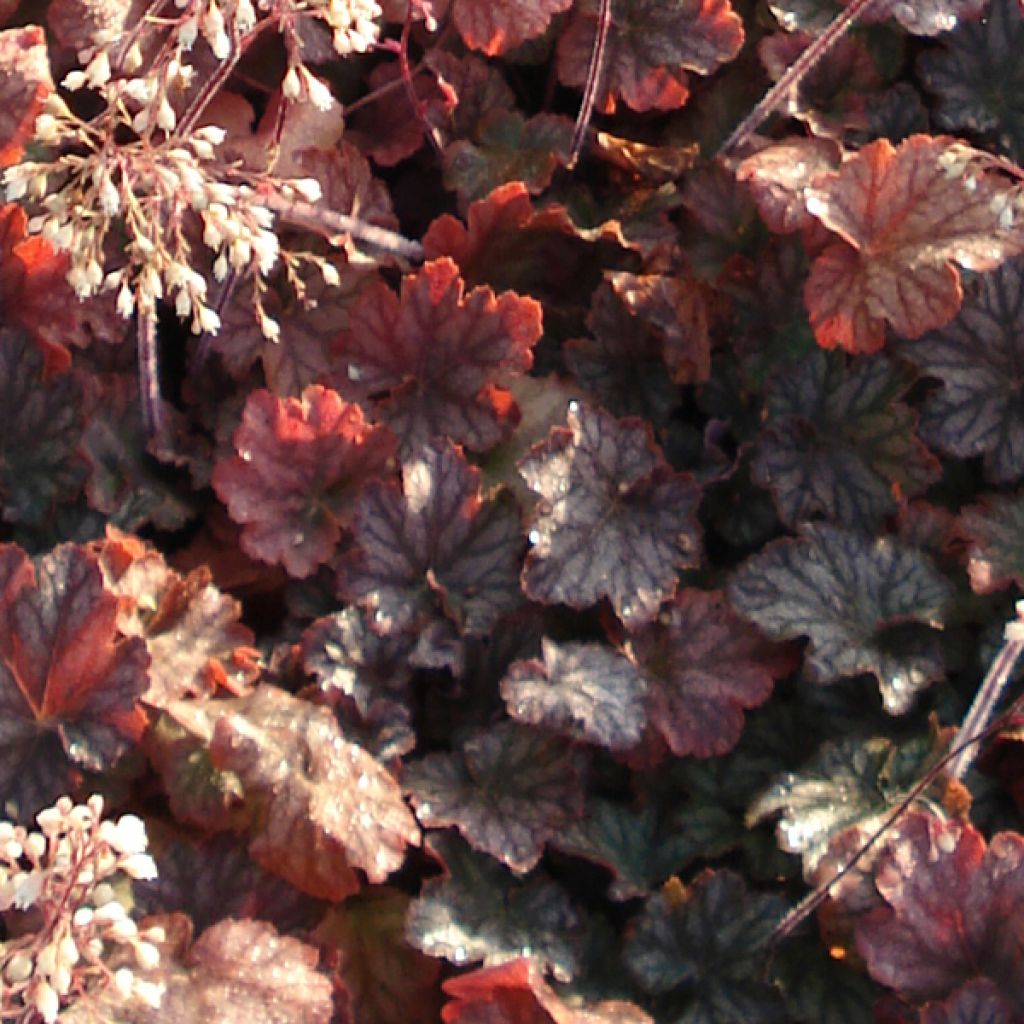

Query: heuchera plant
[[5, 0, 1024, 1020]]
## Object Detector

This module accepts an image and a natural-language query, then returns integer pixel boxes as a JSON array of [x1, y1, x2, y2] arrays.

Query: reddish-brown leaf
[[452, 0, 574, 56], [0, 543, 149, 819], [803, 135, 1024, 353], [212, 386, 397, 578], [557, 0, 743, 113], [331, 257, 542, 455]]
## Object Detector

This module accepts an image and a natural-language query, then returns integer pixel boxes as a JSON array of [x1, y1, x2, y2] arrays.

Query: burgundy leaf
[[501, 638, 648, 750], [628, 589, 792, 758], [451, 0, 574, 55], [519, 402, 702, 627], [338, 440, 525, 637], [0, 26, 53, 168], [212, 386, 397, 578], [404, 721, 583, 872], [332, 257, 542, 456], [960, 491, 1024, 593], [920, 979, 1014, 1024], [856, 811, 1024, 1013]]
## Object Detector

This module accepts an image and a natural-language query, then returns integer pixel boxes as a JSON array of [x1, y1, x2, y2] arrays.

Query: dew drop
[[567, 400, 579, 415], [239, 449, 253, 462], [418, 801, 432, 817], [528, 529, 540, 545], [452, 945, 467, 963], [347, 364, 362, 381], [936, 829, 956, 856], [291, 531, 305, 547]]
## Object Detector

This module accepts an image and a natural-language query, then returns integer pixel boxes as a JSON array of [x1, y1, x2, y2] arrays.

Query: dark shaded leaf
[[501, 638, 647, 750], [443, 111, 572, 206], [623, 871, 787, 1021], [404, 721, 583, 872], [520, 402, 702, 627], [628, 589, 793, 758], [0, 328, 84, 527], [331, 257, 542, 456], [882, 0, 987, 36], [338, 440, 525, 637], [134, 832, 324, 935], [752, 350, 940, 532], [918, 0, 1024, 162], [855, 811, 1024, 1013], [557, 0, 744, 113], [803, 135, 1023, 353], [311, 887, 442, 1024], [406, 831, 586, 981], [900, 256, 1024, 484], [772, 935, 878, 1024], [727, 523, 953, 713], [212, 386, 396, 579], [0, 542, 149, 820]]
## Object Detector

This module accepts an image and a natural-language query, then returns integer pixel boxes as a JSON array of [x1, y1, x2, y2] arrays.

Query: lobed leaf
[[406, 831, 586, 981], [803, 135, 1024, 353], [855, 811, 1024, 1013], [901, 256, 1024, 484], [0, 26, 52, 167], [628, 589, 793, 758], [519, 402, 702, 627], [451, 0, 574, 56], [557, 0, 744, 113], [501, 638, 648, 751], [404, 721, 583, 872], [728, 523, 953, 713], [752, 349, 940, 532], [212, 386, 397, 579], [959, 491, 1024, 593], [338, 440, 524, 638], [332, 257, 542, 456], [0, 542, 149, 819]]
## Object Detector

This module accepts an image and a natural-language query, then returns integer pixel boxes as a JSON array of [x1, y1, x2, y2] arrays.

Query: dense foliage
[[1, 0, 1024, 1020]]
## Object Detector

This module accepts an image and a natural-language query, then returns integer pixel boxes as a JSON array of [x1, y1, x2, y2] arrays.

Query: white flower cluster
[[0, 795, 163, 1023]]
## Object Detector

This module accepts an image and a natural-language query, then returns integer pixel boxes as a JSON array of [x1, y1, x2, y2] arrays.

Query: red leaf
[[212, 386, 397, 578], [0, 542, 149, 819], [855, 811, 1024, 1012], [452, 0, 574, 56], [332, 258, 542, 455], [519, 402, 702, 627], [0, 26, 52, 168], [627, 589, 793, 758], [557, 0, 743, 114], [803, 135, 1024, 353], [442, 958, 653, 1023]]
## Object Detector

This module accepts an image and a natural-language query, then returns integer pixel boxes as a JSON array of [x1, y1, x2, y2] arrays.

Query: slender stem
[[137, 308, 163, 437], [947, 604, 1024, 781], [717, 0, 882, 157], [568, 0, 614, 169], [262, 192, 424, 262]]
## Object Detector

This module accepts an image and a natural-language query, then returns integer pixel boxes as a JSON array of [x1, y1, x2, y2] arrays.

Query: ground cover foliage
[[3, 0, 1024, 1020]]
